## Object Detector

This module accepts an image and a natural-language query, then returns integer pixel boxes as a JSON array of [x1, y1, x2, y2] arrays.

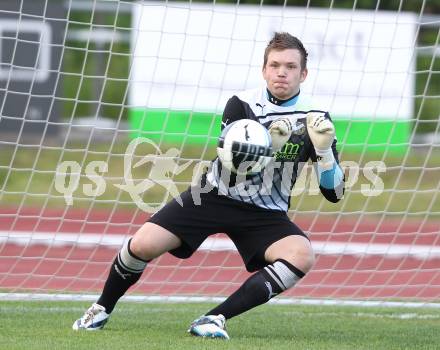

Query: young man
[[73, 32, 344, 339]]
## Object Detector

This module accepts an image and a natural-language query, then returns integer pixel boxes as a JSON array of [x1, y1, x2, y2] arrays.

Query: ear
[[262, 65, 268, 80], [300, 68, 308, 83]]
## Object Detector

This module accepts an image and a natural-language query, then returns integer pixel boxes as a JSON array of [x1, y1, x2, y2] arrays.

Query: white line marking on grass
[[1, 304, 439, 320], [1, 293, 440, 310], [2, 231, 440, 259], [281, 311, 440, 320]]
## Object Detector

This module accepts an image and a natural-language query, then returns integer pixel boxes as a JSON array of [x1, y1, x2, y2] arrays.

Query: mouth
[[273, 84, 288, 90]]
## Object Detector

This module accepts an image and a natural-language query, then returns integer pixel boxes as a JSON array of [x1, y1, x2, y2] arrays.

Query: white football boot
[[72, 303, 109, 331], [188, 314, 229, 340]]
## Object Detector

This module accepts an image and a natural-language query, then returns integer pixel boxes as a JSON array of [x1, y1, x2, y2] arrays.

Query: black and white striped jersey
[[204, 86, 342, 212]]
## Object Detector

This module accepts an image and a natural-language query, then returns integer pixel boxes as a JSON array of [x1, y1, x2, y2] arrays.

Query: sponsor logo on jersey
[[274, 141, 303, 161]]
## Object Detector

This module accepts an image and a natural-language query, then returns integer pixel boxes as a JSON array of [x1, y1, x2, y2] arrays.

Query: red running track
[[1, 207, 440, 300]]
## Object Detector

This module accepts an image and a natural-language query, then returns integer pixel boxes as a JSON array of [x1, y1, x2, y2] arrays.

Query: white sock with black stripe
[[264, 259, 305, 293], [117, 238, 148, 275], [207, 259, 305, 319], [97, 238, 149, 313]]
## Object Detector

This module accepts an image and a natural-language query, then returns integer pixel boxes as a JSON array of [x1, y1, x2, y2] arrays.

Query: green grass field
[[1, 300, 439, 349]]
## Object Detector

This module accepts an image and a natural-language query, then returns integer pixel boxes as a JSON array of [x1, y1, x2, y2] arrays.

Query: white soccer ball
[[217, 119, 273, 175]]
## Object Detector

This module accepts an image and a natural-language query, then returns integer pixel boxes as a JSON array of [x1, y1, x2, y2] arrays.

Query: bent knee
[[129, 223, 181, 261], [282, 245, 315, 273], [266, 236, 315, 274], [129, 235, 159, 260]]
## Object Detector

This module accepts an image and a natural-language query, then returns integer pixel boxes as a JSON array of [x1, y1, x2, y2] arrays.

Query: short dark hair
[[263, 32, 308, 71]]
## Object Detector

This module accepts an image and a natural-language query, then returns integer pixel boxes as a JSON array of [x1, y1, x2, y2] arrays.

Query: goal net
[[1, 0, 439, 304]]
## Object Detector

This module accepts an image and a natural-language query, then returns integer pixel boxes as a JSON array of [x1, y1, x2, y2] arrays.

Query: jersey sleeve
[[221, 95, 247, 131]]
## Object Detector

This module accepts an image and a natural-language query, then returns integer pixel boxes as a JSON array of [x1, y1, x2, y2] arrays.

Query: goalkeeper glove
[[306, 112, 336, 170], [268, 117, 292, 152]]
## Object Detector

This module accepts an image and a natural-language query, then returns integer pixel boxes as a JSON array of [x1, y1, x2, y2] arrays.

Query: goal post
[[1, 0, 440, 304]]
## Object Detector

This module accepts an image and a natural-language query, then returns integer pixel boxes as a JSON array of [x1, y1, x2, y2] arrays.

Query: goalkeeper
[[73, 32, 344, 339]]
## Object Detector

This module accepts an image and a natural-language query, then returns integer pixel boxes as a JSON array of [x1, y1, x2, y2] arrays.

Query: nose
[[277, 66, 287, 77]]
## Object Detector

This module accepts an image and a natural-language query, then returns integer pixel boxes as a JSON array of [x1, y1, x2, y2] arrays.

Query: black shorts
[[148, 187, 308, 272]]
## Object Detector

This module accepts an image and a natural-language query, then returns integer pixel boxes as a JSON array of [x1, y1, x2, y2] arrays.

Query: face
[[262, 49, 308, 100]]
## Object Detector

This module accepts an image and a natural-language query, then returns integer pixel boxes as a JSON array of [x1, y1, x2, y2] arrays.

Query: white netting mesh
[[0, 0, 439, 302]]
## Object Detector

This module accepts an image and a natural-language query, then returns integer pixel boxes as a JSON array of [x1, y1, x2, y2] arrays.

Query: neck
[[266, 89, 300, 106]]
